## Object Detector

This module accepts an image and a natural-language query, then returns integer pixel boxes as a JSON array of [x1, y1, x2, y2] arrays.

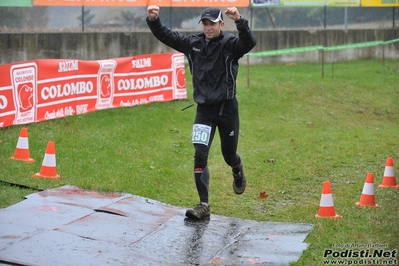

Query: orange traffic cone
[[9, 127, 35, 163], [378, 157, 399, 189], [33, 141, 60, 179], [356, 173, 379, 208], [315, 181, 342, 219]]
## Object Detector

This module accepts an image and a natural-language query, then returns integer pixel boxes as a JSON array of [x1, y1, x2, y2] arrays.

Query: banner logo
[[171, 53, 187, 99], [11, 63, 37, 125], [96, 60, 116, 109]]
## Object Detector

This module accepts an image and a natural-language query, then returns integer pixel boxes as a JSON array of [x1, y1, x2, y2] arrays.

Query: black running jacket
[[146, 16, 256, 105]]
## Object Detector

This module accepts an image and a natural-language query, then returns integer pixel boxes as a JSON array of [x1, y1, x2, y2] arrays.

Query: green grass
[[1, 59, 398, 265]]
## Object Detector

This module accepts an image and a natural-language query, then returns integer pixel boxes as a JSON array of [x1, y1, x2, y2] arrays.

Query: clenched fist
[[224, 7, 241, 21], [147, 5, 160, 20]]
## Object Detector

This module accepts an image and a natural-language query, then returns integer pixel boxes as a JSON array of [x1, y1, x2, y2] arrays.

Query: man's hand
[[147, 5, 160, 20], [224, 7, 241, 21]]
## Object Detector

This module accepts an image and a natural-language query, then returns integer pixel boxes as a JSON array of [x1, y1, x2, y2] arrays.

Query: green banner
[[383, 38, 399, 45], [248, 46, 323, 57], [323, 41, 384, 51], [247, 40, 397, 57], [0, 0, 32, 6]]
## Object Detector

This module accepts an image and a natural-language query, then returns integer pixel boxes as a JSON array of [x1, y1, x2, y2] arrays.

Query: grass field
[[1, 59, 398, 265]]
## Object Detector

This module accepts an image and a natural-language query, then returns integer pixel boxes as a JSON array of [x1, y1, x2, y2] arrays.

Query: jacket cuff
[[146, 16, 159, 23], [234, 15, 243, 22], [234, 16, 248, 29]]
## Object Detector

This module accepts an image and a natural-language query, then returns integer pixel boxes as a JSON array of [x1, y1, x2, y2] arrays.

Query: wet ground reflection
[[184, 218, 209, 265], [0, 185, 313, 265]]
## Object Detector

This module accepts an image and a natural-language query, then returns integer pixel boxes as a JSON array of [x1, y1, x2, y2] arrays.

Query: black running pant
[[192, 98, 242, 203]]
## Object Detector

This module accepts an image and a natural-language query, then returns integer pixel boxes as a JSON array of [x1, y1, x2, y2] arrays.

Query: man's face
[[201, 19, 224, 41]]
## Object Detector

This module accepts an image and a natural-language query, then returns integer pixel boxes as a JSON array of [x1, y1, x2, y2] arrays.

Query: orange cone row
[[9, 127, 60, 179], [316, 157, 398, 219], [7, 128, 398, 209]]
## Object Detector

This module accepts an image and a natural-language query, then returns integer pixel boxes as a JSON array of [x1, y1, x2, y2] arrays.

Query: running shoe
[[185, 203, 210, 220], [233, 164, 246, 194]]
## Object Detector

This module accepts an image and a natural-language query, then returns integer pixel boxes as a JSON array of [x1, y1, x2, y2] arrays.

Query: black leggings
[[192, 98, 241, 203]]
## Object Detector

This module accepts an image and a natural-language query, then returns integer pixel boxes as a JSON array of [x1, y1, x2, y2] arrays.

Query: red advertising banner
[[0, 52, 187, 128]]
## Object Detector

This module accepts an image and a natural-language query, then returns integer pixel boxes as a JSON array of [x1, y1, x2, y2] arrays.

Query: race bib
[[192, 124, 212, 146]]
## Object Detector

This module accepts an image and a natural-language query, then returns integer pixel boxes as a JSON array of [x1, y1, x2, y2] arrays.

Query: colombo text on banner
[[0, 53, 186, 128]]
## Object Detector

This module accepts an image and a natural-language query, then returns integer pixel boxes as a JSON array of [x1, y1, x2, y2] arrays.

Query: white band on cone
[[361, 183, 374, 195], [42, 154, 56, 167], [16, 137, 29, 149], [320, 194, 334, 207], [383, 166, 395, 177]]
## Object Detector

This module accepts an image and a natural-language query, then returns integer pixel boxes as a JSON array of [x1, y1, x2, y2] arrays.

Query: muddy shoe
[[185, 203, 210, 220], [233, 165, 246, 195]]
